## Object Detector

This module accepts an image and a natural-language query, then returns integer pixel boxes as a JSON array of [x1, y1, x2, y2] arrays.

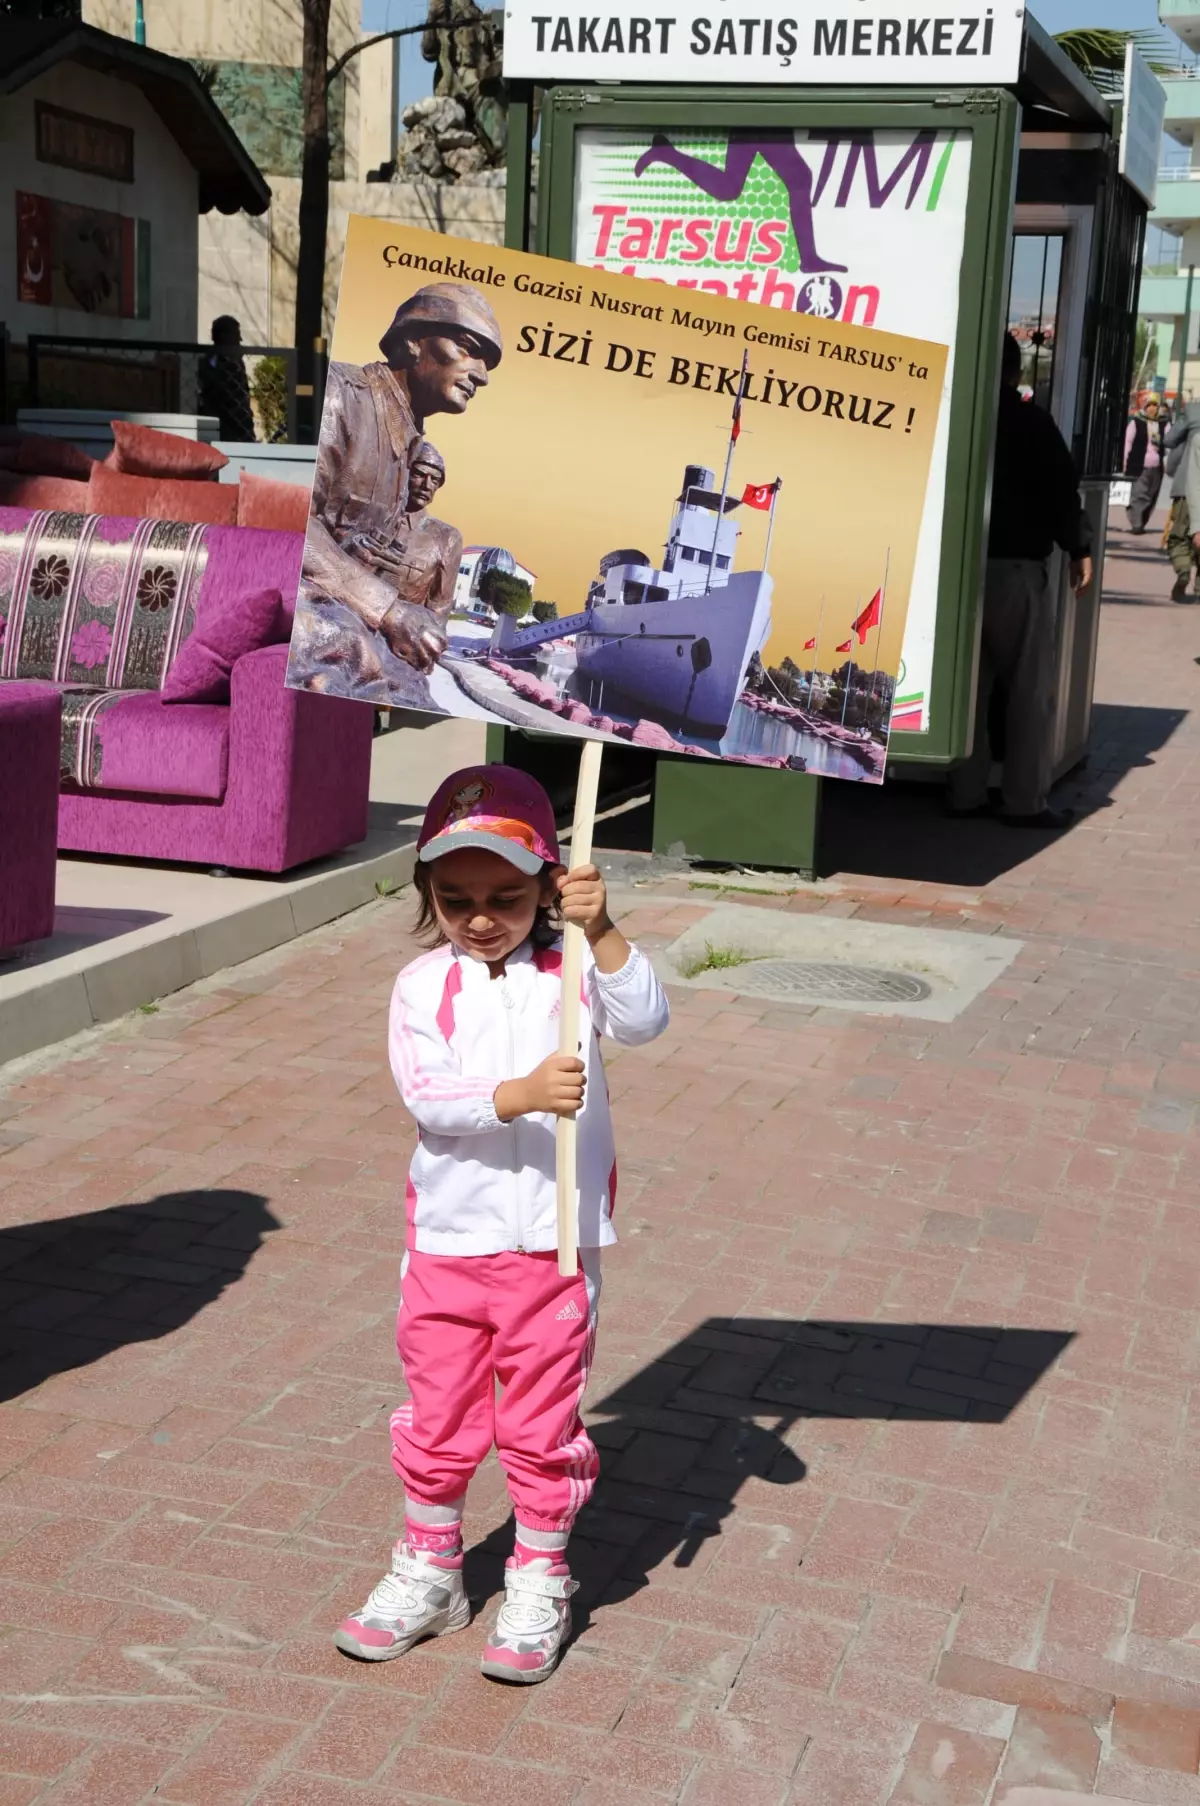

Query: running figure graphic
[[801, 274, 839, 318], [633, 133, 846, 274]]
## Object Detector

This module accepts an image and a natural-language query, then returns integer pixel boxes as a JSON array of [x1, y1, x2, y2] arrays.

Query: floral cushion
[[0, 508, 209, 692]]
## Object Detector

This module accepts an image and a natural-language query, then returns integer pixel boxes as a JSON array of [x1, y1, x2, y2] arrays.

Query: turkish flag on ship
[[835, 638, 853, 654], [804, 636, 817, 650], [741, 481, 777, 511], [851, 588, 883, 644]]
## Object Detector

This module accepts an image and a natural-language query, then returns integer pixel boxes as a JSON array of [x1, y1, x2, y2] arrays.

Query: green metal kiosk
[[490, 8, 1149, 872]]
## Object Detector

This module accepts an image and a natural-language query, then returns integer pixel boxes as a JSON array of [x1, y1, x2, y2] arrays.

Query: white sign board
[[572, 126, 972, 732], [503, 3, 1025, 84], [1120, 45, 1166, 209]]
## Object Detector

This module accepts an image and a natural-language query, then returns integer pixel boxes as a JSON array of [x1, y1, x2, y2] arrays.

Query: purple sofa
[[0, 681, 60, 953], [0, 507, 372, 873]]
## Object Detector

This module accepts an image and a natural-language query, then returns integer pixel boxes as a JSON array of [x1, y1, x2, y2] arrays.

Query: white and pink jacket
[[389, 936, 669, 1256]]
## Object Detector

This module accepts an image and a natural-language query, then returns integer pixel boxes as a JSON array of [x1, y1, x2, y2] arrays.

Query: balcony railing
[[1158, 165, 1200, 179]]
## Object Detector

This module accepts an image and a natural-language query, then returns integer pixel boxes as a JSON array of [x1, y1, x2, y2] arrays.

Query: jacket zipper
[[501, 974, 525, 1252]]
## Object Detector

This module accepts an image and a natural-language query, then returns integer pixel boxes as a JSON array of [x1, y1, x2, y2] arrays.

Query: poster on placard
[[285, 218, 947, 783], [572, 126, 973, 732]]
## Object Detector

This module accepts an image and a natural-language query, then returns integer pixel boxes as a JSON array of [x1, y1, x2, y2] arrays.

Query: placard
[[502, 3, 1024, 85], [285, 219, 947, 784]]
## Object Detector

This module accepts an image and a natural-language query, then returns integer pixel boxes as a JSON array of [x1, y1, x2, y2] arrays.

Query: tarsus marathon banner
[[573, 127, 973, 732]]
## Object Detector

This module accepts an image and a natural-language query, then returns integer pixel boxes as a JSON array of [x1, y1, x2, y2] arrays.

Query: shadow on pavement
[[0, 1190, 279, 1403], [512, 699, 1189, 889], [820, 699, 1187, 888], [463, 1316, 1072, 1624]]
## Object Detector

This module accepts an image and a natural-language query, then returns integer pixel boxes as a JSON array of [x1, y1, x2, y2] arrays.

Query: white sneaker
[[334, 1541, 469, 1661], [480, 1559, 578, 1684]]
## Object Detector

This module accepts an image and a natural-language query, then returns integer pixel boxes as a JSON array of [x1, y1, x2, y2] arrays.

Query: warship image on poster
[[285, 220, 945, 784]]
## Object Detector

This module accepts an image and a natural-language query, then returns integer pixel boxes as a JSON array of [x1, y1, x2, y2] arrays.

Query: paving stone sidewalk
[[1, 525, 1199, 1805]]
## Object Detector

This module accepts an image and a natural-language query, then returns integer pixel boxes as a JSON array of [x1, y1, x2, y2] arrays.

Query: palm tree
[[1054, 27, 1180, 94]]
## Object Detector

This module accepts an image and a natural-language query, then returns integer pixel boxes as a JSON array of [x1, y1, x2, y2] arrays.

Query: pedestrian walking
[[1123, 394, 1165, 533], [950, 332, 1092, 831], [1162, 397, 1200, 600], [1180, 426, 1200, 607], [333, 767, 669, 1684]]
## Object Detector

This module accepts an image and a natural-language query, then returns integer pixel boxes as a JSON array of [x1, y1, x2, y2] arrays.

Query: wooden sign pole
[[556, 737, 603, 1277]]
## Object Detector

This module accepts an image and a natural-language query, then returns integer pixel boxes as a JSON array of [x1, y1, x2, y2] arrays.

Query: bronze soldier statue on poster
[[302, 280, 502, 673], [342, 443, 464, 621]]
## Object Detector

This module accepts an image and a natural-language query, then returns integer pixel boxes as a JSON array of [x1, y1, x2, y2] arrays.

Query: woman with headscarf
[[1124, 394, 1165, 535]]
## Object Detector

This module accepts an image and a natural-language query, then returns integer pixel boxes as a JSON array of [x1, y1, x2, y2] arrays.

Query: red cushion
[[105, 420, 228, 479], [0, 473, 91, 511], [88, 463, 239, 525], [0, 433, 94, 478], [236, 469, 312, 534]]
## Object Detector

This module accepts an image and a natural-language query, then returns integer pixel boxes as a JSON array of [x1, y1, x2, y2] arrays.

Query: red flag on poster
[[835, 637, 853, 654], [741, 481, 776, 511], [851, 588, 883, 645], [803, 636, 817, 650]]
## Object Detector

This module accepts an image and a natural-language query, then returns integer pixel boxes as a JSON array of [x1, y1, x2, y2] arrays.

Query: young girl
[[334, 764, 669, 1683]]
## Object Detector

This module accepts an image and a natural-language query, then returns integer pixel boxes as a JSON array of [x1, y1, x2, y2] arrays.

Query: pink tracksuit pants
[[390, 1249, 600, 1533]]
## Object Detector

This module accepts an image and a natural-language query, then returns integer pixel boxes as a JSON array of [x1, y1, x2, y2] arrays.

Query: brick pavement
[[1, 524, 1199, 1804]]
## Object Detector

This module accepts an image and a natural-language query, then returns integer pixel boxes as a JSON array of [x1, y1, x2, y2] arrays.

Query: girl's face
[[427, 847, 557, 971]]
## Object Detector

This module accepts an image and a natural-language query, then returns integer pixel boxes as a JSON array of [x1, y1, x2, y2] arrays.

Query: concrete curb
[[0, 831, 418, 1070]]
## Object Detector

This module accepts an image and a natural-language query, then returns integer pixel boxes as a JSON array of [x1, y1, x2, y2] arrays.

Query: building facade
[[80, 0, 507, 350], [1138, 4, 1200, 396], [1, 18, 267, 413], [81, 0, 393, 345], [454, 546, 539, 618]]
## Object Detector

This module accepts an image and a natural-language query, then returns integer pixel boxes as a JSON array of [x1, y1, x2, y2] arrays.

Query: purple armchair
[[0, 508, 373, 874], [0, 682, 60, 953]]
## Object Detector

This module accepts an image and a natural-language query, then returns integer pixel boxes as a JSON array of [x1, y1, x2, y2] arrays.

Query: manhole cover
[[720, 960, 932, 1004]]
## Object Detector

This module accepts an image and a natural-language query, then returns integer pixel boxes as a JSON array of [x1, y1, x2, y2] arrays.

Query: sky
[[1028, 0, 1166, 29], [362, 0, 1173, 32], [361, 0, 438, 116]]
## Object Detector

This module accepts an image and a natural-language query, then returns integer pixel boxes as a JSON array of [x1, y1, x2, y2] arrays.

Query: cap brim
[[418, 831, 546, 876]]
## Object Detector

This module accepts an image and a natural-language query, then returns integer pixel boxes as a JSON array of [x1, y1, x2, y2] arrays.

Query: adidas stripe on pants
[[391, 1248, 600, 1534]]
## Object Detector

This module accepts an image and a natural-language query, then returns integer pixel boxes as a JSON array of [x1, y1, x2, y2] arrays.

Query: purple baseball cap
[[417, 766, 561, 876]]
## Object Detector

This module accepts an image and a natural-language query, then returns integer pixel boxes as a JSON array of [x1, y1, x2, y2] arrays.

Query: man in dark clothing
[[1163, 399, 1200, 599], [198, 315, 256, 443], [950, 332, 1092, 831]]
